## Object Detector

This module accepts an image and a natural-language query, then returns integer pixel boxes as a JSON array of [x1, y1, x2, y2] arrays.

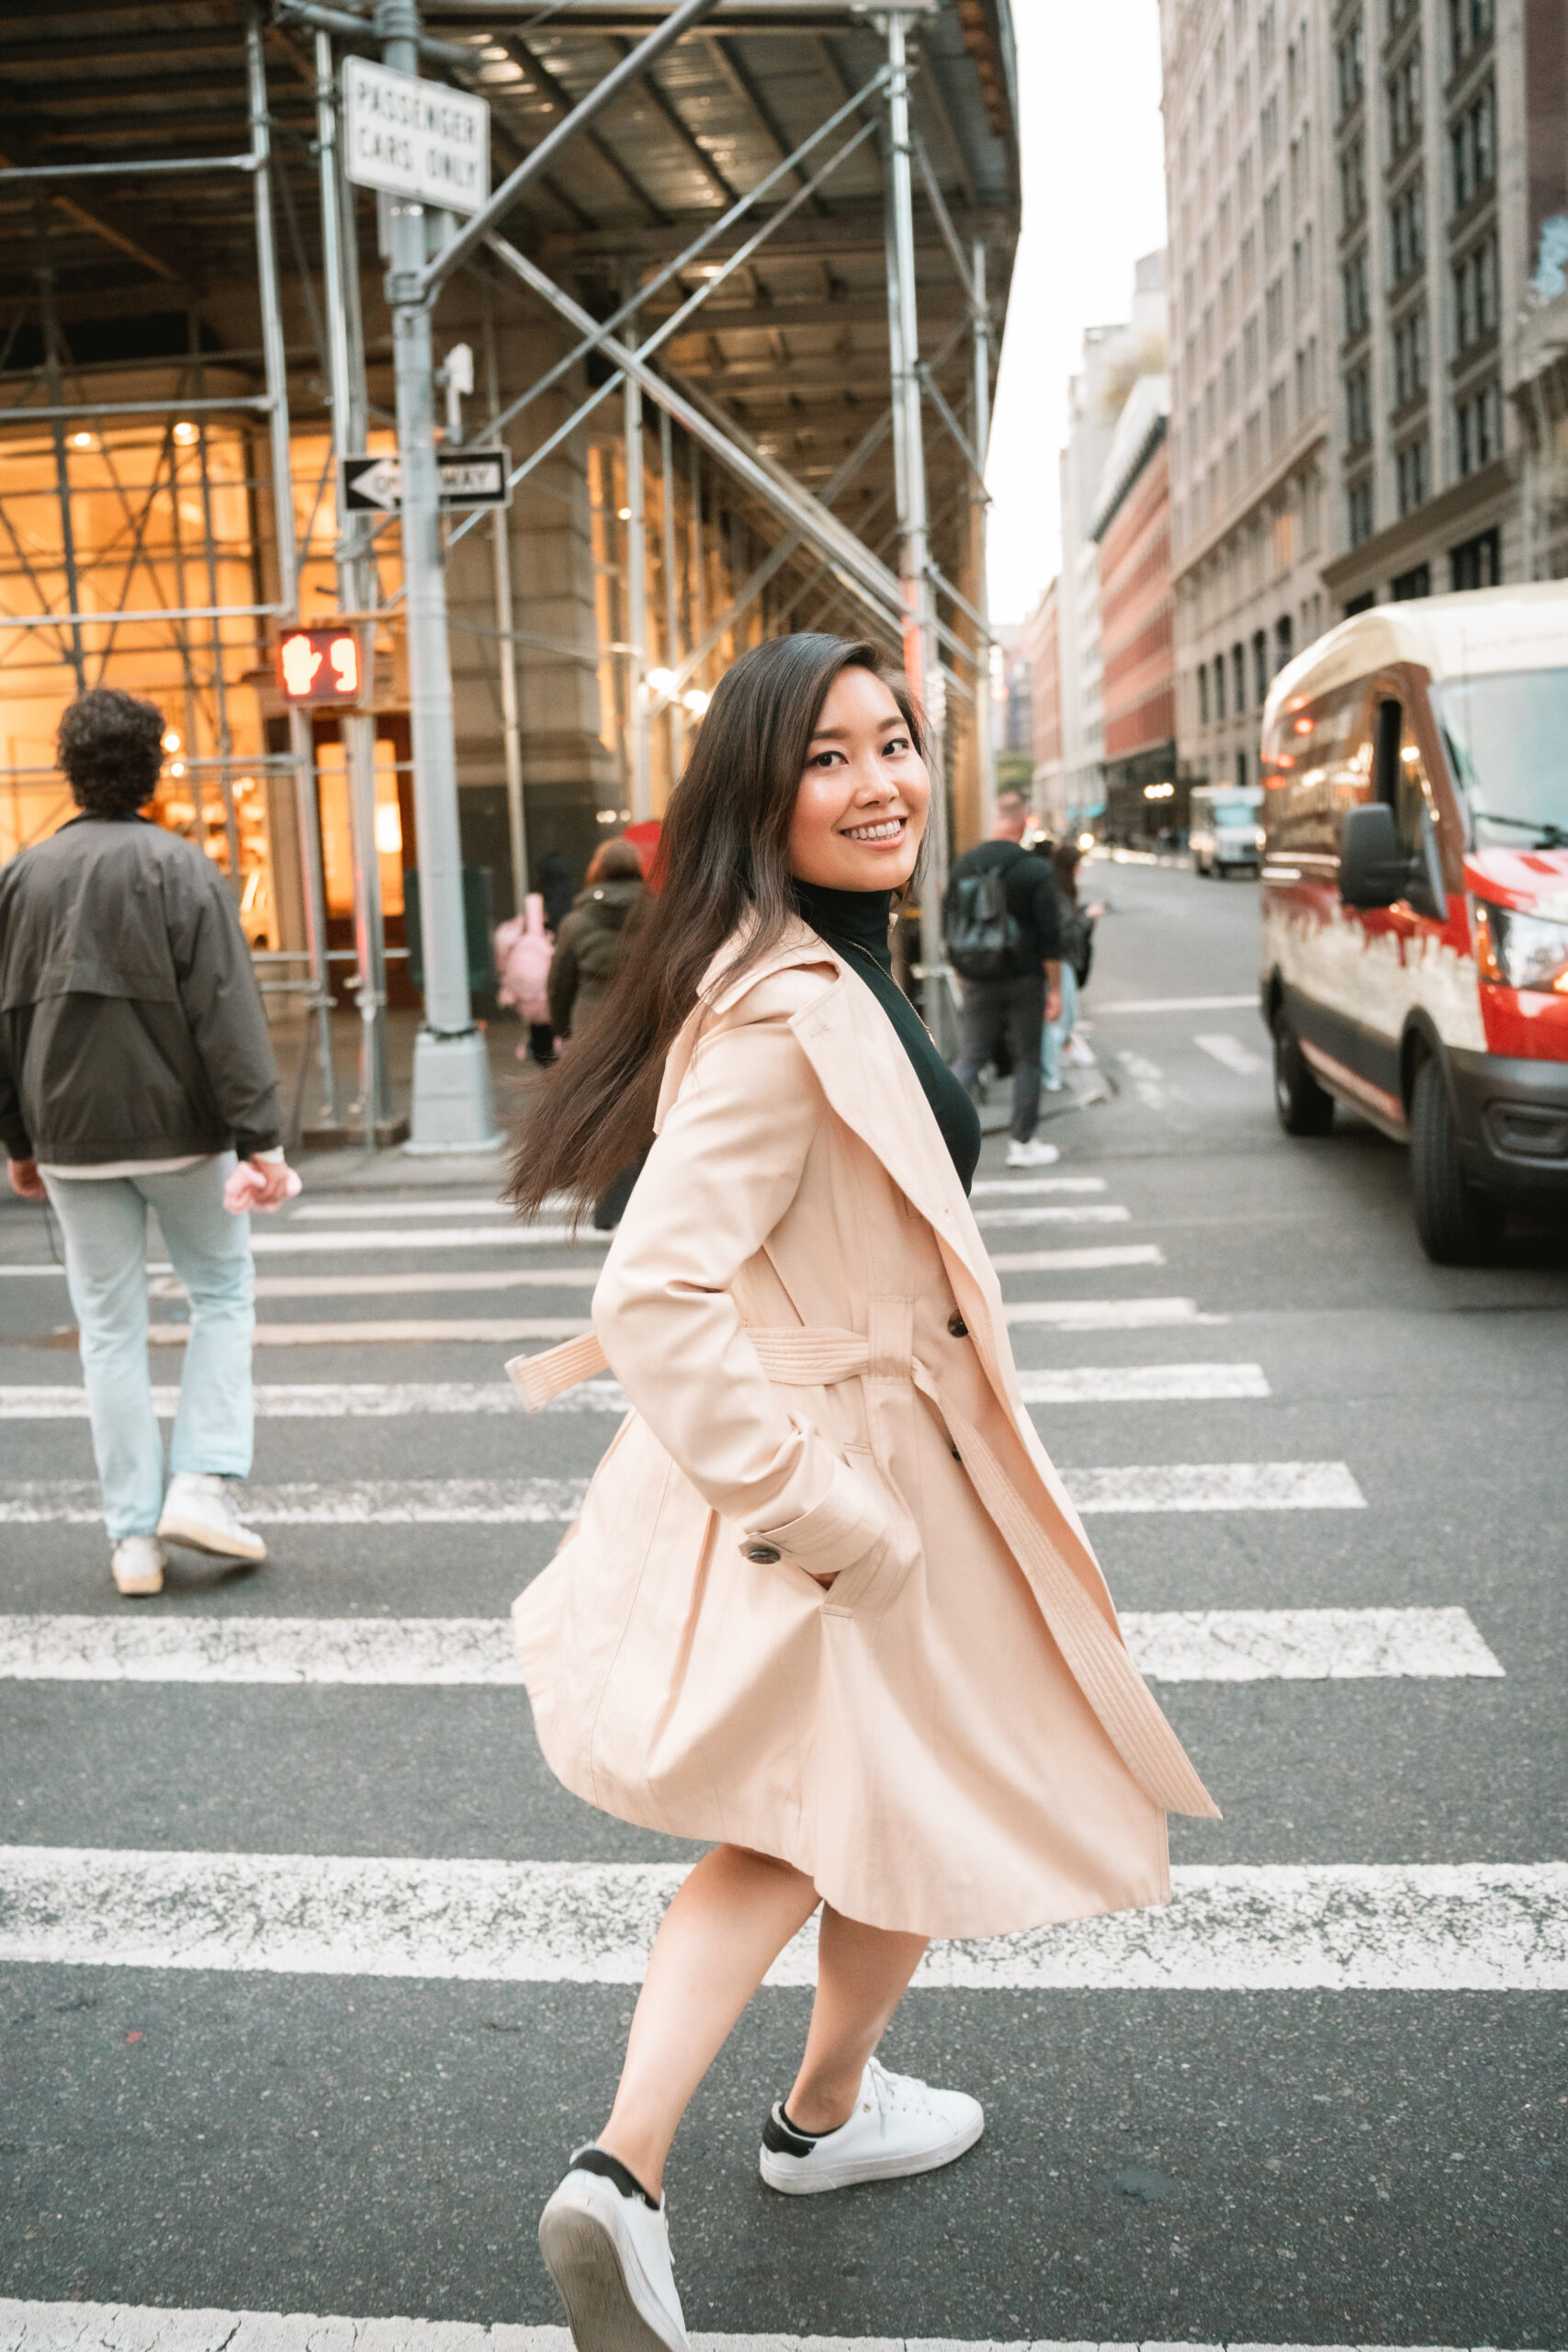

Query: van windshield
[[1213, 803, 1257, 827], [1436, 669, 1568, 848]]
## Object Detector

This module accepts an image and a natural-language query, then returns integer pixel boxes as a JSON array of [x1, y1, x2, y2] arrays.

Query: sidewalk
[[276, 1008, 544, 1193]]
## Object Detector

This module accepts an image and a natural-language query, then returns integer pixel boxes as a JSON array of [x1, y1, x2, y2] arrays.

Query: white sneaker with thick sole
[[759, 2055, 984, 2195], [538, 2151, 689, 2352], [1005, 1136, 1061, 1168], [155, 1472, 266, 1564], [111, 1536, 165, 1596]]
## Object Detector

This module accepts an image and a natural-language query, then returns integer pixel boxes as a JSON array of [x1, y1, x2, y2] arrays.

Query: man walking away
[[0, 688, 296, 1596], [944, 787, 1063, 1167]]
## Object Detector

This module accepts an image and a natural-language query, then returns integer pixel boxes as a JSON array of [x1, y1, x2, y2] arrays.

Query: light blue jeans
[[1041, 962, 1079, 1090], [42, 1154, 255, 1539]]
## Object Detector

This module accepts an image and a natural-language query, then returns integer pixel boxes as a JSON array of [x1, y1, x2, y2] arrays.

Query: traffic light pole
[[378, 0, 501, 1153]]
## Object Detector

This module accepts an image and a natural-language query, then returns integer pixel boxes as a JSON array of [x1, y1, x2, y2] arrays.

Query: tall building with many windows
[[1161, 0, 1335, 797]]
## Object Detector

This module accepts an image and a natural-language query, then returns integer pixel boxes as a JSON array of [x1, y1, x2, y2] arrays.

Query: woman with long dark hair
[[508, 635, 1215, 2352]]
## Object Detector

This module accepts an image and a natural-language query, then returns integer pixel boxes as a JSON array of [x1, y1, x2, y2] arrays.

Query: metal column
[[885, 9, 951, 1037], [624, 371, 651, 821], [315, 27, 390, 1147], [248, 10, 340, 1131], [33, 203, 85, 694], [483, 300, 528, 914], [970, 234, 996, 839], [378, 0, 499, 1150], [659, 402, 683, 784]]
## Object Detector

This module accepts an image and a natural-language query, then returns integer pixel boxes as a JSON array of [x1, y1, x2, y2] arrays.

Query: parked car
[[1190, 783, 1265, 876], [1258, 581, 1568, 1262]]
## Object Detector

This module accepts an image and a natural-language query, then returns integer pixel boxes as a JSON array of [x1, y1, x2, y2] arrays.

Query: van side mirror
[[1339, 802, 1409, 908]]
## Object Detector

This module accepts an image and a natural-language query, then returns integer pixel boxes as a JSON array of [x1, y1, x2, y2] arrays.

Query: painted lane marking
[[1117, 1049, 1182, 1110], [158, 1269, 604, 1301], [0, 1462, 1362, 1524], [1017, 1362, 1269, 1401], [248, 1227, 608, 1256], [0, 1267, 67, 1279], [145, 1319, 595, 1350], [0, 1607, 1498, 1687], [973, 1204, 1132, 1227], [1006, 1297, 1218, 1329], [290, 1196, 546, 1221], [0, 1849, 1559, 1988], [968, 1176, 1108, 1195], [1194, 1032, 1268, 1077], [1100, 993, 1259, 1012], [0, 2309, 1534, 2352], [988, 1243, 1165, 1272]]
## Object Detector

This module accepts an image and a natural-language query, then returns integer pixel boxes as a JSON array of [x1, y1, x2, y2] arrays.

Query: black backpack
[[945, 864, 1023, 980]]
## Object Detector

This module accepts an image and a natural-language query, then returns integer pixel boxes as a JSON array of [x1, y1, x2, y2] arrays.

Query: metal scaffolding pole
[[885, 8, 951, 1042], [248, 9, 340, 1131], [483, 299, 529, 916], [624, 370, 651, 820], [33, 203, 86, 694], [970, 234, 996, 839], [658, 401, 684, 784], [378, 0, 499, 1151], [315, 26, 390, 1148]]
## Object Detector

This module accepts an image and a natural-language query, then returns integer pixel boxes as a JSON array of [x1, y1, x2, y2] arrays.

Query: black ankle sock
[[572, 2145, 659, 2209], [778, 2101, 827, 2141]]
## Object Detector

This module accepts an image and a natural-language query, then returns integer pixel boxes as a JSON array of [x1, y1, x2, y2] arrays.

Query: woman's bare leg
[[784, 1905, 928, 2133], [596, 1844, 820, 2199]]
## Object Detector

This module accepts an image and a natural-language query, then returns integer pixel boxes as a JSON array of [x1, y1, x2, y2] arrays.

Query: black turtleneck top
[[790, 876, 981, 1196]]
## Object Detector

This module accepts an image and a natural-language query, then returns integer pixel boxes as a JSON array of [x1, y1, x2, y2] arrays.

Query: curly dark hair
[[56, 687, 165, 818]]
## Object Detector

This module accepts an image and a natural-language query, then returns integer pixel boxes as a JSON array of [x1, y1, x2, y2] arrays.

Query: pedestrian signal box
[[277, 627, 362, 704]]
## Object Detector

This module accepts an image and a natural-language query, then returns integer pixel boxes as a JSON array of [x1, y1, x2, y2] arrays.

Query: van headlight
[[1472, 899, 1568, 992]]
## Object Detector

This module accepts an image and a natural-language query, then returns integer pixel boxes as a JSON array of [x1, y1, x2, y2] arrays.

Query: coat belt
[[506, 1327, 1219, 1821]]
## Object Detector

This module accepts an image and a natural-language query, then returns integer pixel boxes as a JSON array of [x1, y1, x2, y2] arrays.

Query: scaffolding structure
[[0, 0, 1020, 1137]]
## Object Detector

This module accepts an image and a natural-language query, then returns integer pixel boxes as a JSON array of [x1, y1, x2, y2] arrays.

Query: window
[[1449, 525, 1500, 588], [1393, 306, 1428, 404], [1269, 378, 1290, 447], [1276, 613, 1294, 670], [1241, 224, 1258, 294], [1259, 1, 1278, 74], [1243, 313, 1261, 384], [1262, 93, 1280, 158], [1222, 266, 1236, 332], [1453, 234, 1498, 348], [1336, 17, 1365, 120], [1214, 650, 1228, 721], [1198, 663, 1211, 726], [1451, 82, 1495, 209], [1455, 379, 1501, 473], [1348, 474, 1375, 543], [1343, 246, 1370, 336], [1205, 378, 1219, 439], [1291, 126, 1312, 214], [1388, 49, 1423, 158], [1396, 436, 1429, 514], [1294, 337, 1318, 418], [1224, 347, 1239, 411], [1246, 408, 1264, 471], [1347, 360, 1373, 446], [1264, 180, 1283, 254], [1340, 135, 1367, 229], [1449, 0, 1495, 66], [1253, 628, 1269, 706], [1236, 748, 1251, 789], [1266, 275, 1286, 350], [1233, 642, 1247, 712], [1392, 562, 1431, 599], [1390, 178, 1427, 283]]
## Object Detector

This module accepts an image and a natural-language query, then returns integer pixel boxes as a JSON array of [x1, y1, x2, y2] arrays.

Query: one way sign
[[341, 449, 512, 514]]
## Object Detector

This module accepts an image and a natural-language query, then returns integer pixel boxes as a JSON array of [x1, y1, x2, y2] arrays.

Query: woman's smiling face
[[786, 665, 930, 892]]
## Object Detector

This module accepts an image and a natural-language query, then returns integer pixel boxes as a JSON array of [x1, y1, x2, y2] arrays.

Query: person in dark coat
[[943, 788, 1063, 1167], [0, 688, 294, 1596], [536, 849, 578, 935], [547, 838, 646, 1040]]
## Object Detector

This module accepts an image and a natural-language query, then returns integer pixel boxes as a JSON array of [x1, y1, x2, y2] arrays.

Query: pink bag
[[495, 892, 553, 1025]]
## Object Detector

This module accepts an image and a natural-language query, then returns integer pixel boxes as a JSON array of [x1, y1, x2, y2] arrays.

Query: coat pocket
[[818, 1445, 919, 1618]]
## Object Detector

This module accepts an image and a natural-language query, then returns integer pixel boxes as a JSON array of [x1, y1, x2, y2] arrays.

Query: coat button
[[947, 1311, 968, 1338], [741, 1540, 782, 1564]]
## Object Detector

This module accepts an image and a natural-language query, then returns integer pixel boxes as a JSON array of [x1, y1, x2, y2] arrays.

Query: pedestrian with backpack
[[943, 787, 1064, 1167]]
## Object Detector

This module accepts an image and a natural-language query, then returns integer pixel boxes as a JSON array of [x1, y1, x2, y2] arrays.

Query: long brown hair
[[507, 632, 920, 1216]]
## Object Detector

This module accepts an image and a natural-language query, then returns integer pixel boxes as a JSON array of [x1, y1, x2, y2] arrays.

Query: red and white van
[[1258, 582, 1568, 1261]]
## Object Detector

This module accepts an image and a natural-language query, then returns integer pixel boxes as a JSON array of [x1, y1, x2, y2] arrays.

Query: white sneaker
[[538, 2150, 689, 2352], [1006, 1136, 1061, 1167], [759, 2055, 984, 2195], [156, 1472, 266, 1564], [1064, 1036, 1098, 1067], [111, 1536, 165, 1597]]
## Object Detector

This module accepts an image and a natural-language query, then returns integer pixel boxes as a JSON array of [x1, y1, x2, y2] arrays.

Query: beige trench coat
[[512, 921, 1218, 1940]]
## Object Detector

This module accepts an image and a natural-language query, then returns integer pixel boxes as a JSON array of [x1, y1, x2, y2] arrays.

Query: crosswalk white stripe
[[969, 1176, 1108, 1194], [0, 2306, 1517, 2352], [988, 1243, 1165, 1271], [1017, 1363, 1268, 1400], [1194, 1032, 1267, 1076], [1100, 993, 1258, 1012], [1005, 1298, 1214, 1328], [292, 1197, 536, 1221], [973, 1204, 1131, 1227], [2, 1848, 1559, 1988], [148, 1320, 594, 1350], [0, 1607, 1499, 1686], [162, 1269, 603, 1299], [0, 1463, 1364, 1523], [248, 1227, 606, 1255]]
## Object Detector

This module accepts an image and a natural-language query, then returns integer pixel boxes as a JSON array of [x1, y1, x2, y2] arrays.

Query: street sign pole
[[374, 0, 500, 1153]]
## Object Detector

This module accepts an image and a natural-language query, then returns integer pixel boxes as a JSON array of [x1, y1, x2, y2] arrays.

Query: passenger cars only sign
[[343, 57, 490, 215]]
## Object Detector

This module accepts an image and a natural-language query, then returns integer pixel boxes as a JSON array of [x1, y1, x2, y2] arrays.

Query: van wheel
[[1410, 1057, 1504, 1264], [1272, 1006, 1335, 1136]]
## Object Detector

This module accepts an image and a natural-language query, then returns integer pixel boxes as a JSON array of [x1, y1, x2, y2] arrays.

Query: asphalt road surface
[[2, 857, 1564, 2350]]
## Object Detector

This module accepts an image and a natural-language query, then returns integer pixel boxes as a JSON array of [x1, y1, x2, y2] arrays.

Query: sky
[[984, 1, 1170, 627]]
